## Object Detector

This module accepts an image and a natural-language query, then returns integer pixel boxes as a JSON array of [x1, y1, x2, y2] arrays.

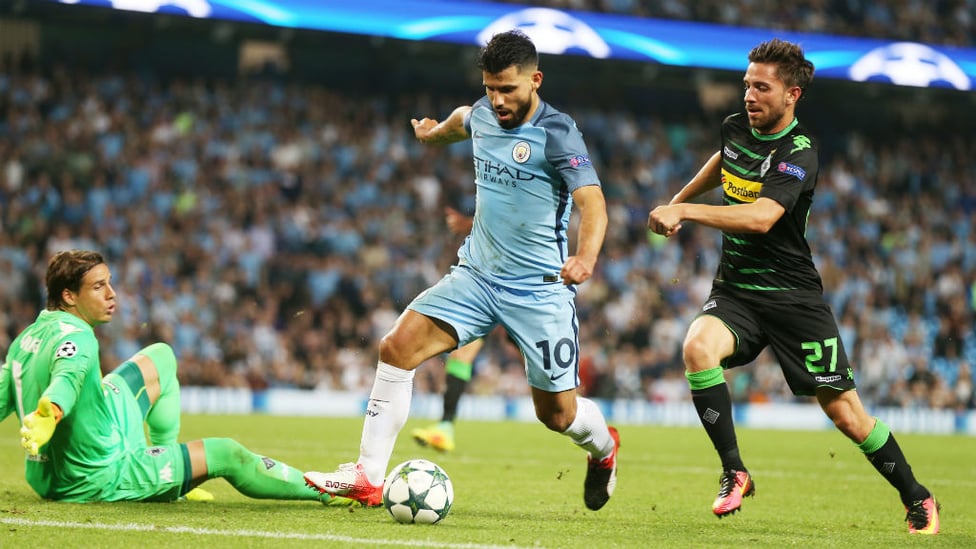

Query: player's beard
[[749, 102, 788, 134], [496, 99, 532, 130]]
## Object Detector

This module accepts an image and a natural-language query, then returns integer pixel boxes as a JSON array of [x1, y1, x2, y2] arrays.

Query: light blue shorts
[[408, 265, 581, 392]]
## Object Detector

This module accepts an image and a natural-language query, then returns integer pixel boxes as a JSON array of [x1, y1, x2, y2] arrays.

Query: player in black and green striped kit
[[648, 39, 939, 534], [2, 250, 346, 505]]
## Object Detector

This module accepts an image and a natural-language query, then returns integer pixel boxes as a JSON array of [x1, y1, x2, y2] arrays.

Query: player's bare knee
[[537, 411, 573, 432], [378, 333, 408, 365], [682, 336, 715, 371]]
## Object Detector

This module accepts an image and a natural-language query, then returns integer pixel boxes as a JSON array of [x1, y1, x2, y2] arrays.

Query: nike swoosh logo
[[549, 371, 569, 382]]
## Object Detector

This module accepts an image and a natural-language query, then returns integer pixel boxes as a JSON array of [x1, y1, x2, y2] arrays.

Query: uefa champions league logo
[[849, 42, 971, 90], [477, 8, 611, 59], [59, 0, 213, 18]]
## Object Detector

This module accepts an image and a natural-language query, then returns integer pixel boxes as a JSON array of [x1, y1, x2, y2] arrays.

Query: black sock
[[865, 433, 930, 505], [692, 383, 744, 472], [442, 374, 467, 423]]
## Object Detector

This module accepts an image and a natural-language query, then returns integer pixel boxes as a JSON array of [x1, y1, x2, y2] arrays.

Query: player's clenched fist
[[647, 205, 682, 237]]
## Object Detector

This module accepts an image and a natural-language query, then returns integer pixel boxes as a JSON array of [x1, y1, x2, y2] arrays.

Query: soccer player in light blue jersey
[[306, 30, 620, 511]]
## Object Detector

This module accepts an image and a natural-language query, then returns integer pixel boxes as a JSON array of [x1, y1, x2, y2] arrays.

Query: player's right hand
[[21, 397, 58, 456], [411, 117, 438, 141], [444, 207, 473, 235], [647, 205, 682, 237]]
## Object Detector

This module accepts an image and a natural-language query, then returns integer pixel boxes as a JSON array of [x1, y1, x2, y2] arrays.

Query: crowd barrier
[[180, 387, 976, 436]]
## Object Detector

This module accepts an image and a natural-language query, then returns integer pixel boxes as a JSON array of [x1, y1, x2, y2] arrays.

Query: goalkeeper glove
[[21, 396, 60, 456]]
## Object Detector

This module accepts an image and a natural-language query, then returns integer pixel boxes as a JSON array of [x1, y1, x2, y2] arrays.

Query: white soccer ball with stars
[[382, 459, 453, 524]]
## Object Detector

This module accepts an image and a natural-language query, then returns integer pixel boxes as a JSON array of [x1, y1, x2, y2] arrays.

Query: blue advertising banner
[[47, 0, 976, 90]]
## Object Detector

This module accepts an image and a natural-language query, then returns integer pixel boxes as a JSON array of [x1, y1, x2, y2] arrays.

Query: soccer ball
[[382, 459, 454, 524]]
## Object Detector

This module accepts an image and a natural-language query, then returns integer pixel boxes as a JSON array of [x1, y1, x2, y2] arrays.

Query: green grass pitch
[[1, 414, 973, 548]]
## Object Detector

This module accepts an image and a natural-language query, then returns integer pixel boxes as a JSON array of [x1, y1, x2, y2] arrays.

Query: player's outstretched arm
[[411, 106, 472, 145], [670, 151, 723, 205], [20, 396, 62, 456]]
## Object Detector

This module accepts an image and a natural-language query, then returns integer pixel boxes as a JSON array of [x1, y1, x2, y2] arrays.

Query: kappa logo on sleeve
[[790, 135, 812, 153], [55, 341, 78, 358]]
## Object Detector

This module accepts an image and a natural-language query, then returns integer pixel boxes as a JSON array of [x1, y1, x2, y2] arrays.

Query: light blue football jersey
[[460, 96, 601, 289]]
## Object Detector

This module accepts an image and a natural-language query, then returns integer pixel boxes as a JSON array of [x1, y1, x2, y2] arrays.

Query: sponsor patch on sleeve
[[569, 154, 591, 168], [776, 161, 806, 180]]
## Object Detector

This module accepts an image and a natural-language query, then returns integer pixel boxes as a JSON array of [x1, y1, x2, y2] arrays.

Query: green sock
[[444, 357, 473, 381], [140, 343, 181, 445], [686, 366, 725, 390], [203, 438, 322, 501]]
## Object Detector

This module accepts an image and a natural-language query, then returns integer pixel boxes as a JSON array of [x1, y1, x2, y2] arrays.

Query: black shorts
[[700, 284, 856, 396]]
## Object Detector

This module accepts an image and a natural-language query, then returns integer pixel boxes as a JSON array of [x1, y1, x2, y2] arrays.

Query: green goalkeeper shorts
[[85, 372, 192, 502]]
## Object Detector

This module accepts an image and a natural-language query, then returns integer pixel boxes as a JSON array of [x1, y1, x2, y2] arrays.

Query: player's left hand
[[21, 397, 59, 456]]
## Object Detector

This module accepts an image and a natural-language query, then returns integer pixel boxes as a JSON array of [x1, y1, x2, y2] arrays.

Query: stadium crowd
[[493, 0, 976, 47], [1, 22, 975, 413]]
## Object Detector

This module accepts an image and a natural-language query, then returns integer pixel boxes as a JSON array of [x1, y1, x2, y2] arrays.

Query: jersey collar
[[751, 117, 798, 141]]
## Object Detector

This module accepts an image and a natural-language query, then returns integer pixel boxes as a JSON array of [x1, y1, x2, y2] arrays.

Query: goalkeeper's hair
[[46, 250, 106, 310]]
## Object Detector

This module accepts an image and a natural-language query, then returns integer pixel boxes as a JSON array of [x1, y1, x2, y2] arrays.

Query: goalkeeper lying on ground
[[1, 249, 347, 505]]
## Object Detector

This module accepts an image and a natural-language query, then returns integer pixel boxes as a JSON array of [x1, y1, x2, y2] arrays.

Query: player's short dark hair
[[46, 250, 105, 310], [477, 29, 538, 74], [749, 38, 815, 93]]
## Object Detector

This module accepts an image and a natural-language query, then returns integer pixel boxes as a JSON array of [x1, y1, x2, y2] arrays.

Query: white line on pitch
[[0, 517, 535, 549]]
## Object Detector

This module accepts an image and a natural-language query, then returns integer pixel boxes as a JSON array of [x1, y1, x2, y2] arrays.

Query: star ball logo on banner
[[849, 42, 971, 90], [476, 8, 611, 59], [60, 0, 213, 17]]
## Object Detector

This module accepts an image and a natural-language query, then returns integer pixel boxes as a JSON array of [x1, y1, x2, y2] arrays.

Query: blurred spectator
[[955, 361, 975, 409], [490, 0, 975, 46]]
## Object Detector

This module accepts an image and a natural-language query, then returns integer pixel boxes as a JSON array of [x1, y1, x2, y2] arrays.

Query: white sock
[[358, 362, 415, 485], [562, 396, 614, 459]]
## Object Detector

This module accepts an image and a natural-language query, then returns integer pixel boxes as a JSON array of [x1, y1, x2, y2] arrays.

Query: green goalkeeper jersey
[[0, 310, 121, 499]]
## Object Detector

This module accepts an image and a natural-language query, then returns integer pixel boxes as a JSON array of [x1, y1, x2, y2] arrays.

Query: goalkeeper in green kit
[[1, 250, 347, 505]]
